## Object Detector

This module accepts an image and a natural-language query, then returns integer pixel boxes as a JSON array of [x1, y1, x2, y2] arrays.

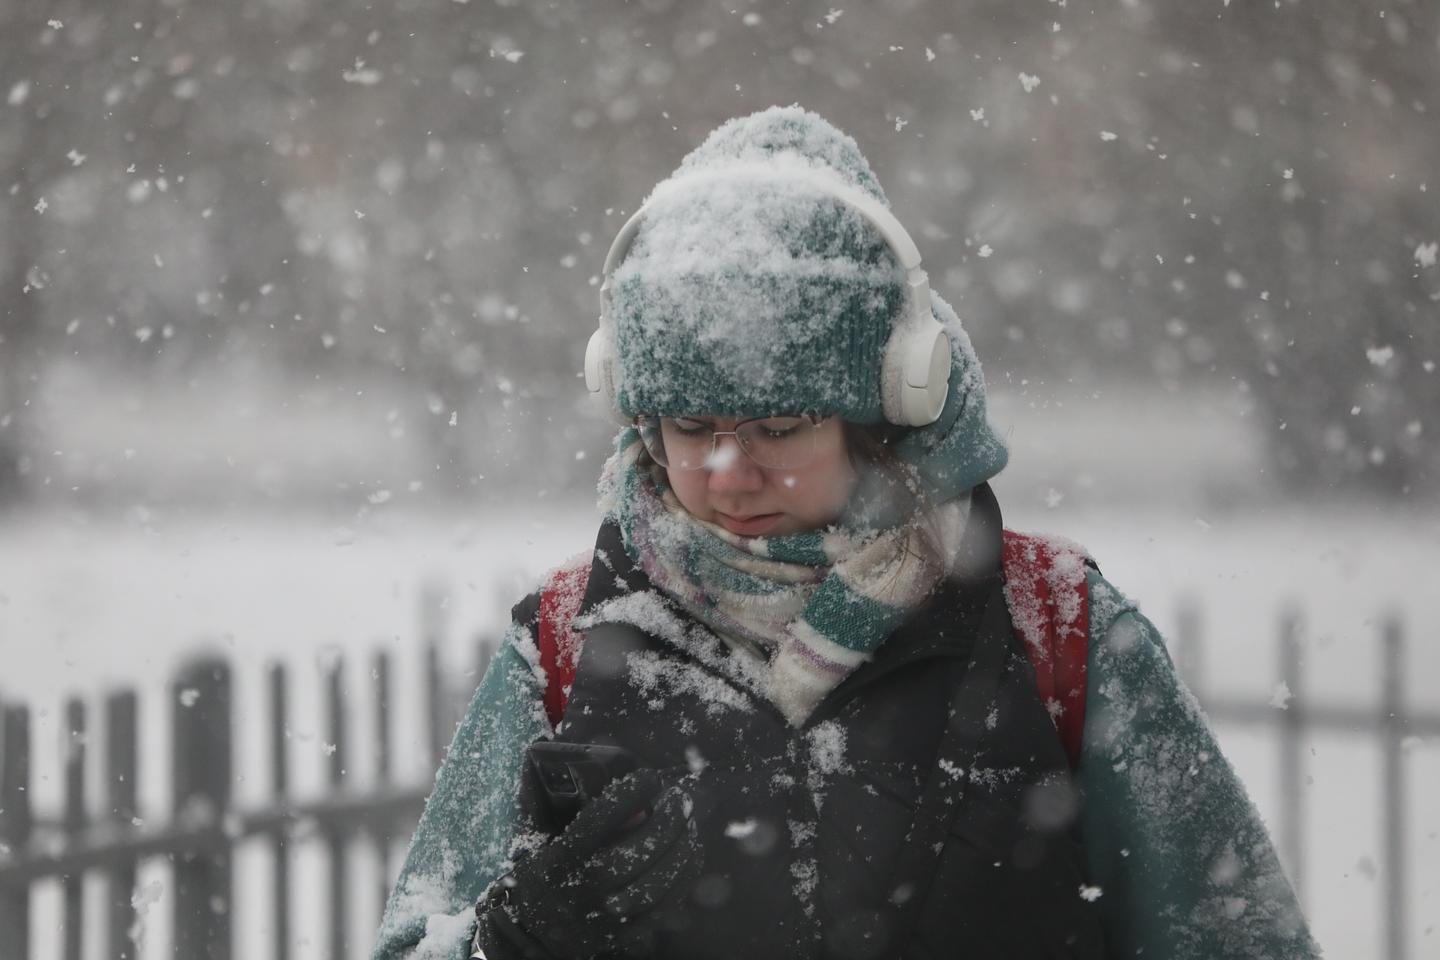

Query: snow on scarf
[[599, 429, 971, 725]]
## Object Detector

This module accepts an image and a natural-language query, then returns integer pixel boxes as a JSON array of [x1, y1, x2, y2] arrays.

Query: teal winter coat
[[371, 563, 1319, 960]]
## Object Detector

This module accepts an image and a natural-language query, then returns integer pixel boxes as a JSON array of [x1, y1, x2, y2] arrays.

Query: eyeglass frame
[[632, 412, 832, 472]]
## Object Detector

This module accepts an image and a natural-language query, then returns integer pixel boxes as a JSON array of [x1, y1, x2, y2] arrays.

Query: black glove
[[473, 769, 703, 959]]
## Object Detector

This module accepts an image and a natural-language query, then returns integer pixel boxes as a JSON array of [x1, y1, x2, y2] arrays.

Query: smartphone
[[525, 740, 639, 833]]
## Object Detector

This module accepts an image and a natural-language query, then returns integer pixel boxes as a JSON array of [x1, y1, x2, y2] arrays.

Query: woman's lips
[[715, 512, 783, 537]]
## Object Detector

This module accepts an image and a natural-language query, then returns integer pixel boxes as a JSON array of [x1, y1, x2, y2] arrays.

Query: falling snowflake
[[1415, 241, 1438, 268], [724, 818, 759, 839], [1079, 885, 1103, 902], [1018, 73, 1041, 93], [129, 879, 165, 949], [342, 60, 382, 84], [1366, 345, 1394, 367], [977, 244, 994, 258], [1099, 131, 1118, 141], [1268, 682, 1292, 710]]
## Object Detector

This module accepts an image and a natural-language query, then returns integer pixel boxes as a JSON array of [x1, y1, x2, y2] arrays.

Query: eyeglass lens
[[637, 416, 817, 471]]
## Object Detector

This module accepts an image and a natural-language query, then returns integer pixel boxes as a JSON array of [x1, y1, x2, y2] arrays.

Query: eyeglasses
[[634, 414, 827, 471]]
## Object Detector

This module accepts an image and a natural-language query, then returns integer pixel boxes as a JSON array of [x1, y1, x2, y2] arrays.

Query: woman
[[373, 107, 1319, 960]]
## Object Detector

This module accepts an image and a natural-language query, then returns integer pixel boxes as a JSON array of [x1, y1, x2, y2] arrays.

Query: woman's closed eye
[[742, 416, 809, 443], [668, 417, 713, 436], [754, 419, 802, 440]]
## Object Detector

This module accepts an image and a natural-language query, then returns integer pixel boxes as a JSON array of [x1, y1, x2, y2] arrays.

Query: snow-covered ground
[[3, 497, 1437, 959]]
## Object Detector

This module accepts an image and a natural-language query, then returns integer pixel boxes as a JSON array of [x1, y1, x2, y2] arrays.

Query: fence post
[[1381, 617, 1406, 960], [62, 698, 87, 960], [373, 650, 393, 919], [269, 663, 290, 960], [475, 633, 496, 686], [0, 704, 32, 960], [326, 657, 350, 960], [106, 689, 139, 959], [172, 658, 233, 960], [425, 643, 444, 767], [1174, 598, 1204, 700], [1277, 609, 1304, 905]]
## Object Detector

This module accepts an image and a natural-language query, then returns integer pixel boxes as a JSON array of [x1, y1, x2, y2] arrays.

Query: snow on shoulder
[[1001, 530, 1093, 669]]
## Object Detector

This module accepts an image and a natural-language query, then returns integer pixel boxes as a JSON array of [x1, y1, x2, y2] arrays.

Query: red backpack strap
[[1000, 530, 1092, 770], [536, 552, 593, 729]]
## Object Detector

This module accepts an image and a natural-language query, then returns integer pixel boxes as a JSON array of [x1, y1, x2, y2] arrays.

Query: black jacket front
[[515, 490, 1106, 960]]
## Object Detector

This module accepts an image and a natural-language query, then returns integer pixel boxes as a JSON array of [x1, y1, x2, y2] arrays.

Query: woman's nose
[[706, 435, 763, 490]]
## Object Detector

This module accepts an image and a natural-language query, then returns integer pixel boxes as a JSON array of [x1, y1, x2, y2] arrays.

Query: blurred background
[[0, 1, 1437, 958]]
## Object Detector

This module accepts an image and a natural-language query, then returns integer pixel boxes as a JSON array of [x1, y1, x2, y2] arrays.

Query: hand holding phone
[[525, 740, 640, 834], [474, 765, 702, 960]]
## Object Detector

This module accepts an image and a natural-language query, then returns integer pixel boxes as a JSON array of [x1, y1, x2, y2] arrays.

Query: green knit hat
[[606, 106, 1008, 499]]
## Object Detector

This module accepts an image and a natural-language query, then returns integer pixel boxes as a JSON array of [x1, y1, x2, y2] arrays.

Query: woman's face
[[662, 416, 858, 537]]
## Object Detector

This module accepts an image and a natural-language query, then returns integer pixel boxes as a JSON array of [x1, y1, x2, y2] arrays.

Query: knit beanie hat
[[606, 105, 1008, 506]]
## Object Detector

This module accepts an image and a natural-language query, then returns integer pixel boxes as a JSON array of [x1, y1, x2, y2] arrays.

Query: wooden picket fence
[[0, 606, 1436, 960]]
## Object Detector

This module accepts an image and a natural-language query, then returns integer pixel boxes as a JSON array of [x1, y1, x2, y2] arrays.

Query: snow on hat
[[607, 106, 1008, 498]]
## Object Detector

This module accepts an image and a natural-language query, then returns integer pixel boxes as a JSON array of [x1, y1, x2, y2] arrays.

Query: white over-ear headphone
[[585, 165, 951, 427]]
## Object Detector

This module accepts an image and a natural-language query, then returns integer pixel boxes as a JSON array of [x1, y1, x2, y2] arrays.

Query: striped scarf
[[600, 427, 971, 725]]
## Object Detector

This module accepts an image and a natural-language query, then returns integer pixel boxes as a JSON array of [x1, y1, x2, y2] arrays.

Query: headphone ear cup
[[584, 328, 616, 405], [881, 314, 951, 427]]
